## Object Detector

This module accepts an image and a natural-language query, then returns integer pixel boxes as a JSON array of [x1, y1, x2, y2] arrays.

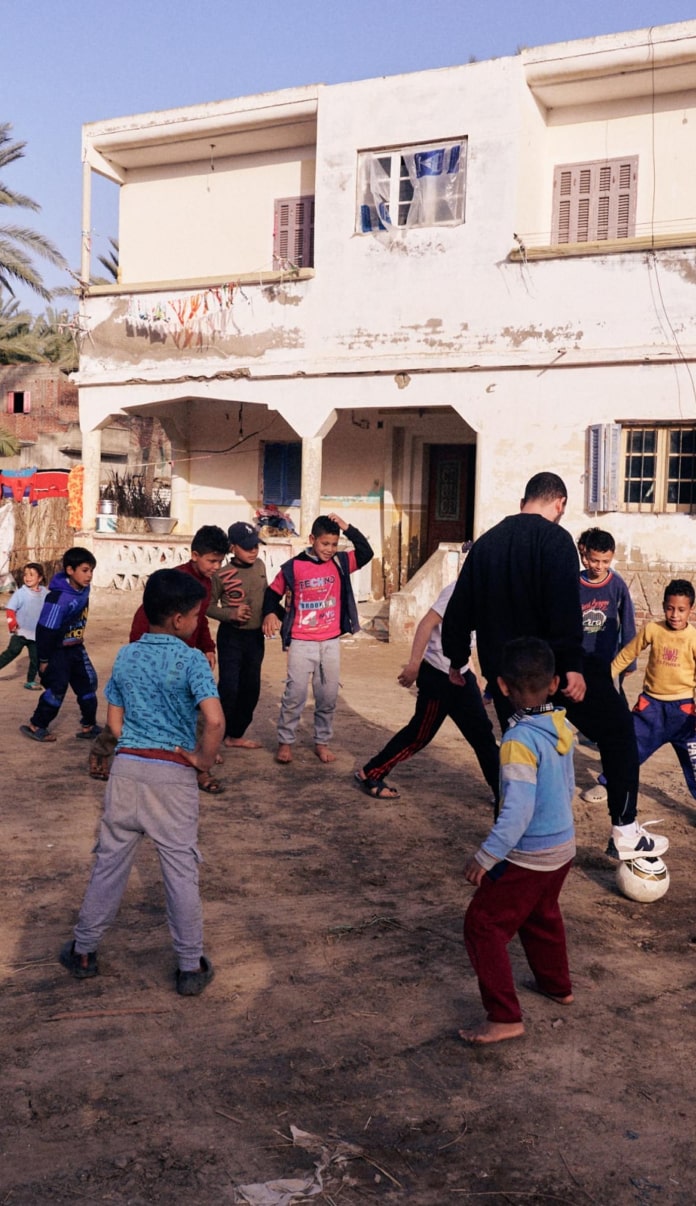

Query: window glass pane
[[624, 427, 657, 505]]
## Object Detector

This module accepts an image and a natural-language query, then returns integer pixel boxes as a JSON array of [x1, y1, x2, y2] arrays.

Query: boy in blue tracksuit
[[20, 546, 100, 744], [461, 637, 575, 1046]]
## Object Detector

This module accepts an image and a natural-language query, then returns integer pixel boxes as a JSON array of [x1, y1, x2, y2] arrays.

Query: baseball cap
[[227, 521, 262, 550]]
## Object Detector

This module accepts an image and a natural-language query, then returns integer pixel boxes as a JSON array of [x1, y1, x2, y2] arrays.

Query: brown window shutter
[[552, 156, 638, 244], [5, 391, 13, 415], [273, 195, 315, 269]]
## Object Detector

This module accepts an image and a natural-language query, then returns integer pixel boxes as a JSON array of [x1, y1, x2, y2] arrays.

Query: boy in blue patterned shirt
[[60, 569, 224, 996]]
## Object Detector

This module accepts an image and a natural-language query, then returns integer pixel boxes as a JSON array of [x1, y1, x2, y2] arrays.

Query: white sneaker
[[582, 783, 608, 804], [608, 821, 669, 862]]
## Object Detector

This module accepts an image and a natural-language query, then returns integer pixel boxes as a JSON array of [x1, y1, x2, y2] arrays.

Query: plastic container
[[95, 514, 117, 533]]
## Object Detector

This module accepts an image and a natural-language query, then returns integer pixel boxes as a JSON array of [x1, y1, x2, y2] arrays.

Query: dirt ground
[[1, 590, 696, 1205]]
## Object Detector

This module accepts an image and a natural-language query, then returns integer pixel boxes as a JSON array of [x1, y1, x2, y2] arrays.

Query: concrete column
[[81, 427, 102, 531], [81, 160, 92, 285], [300, 435, 323, 539]]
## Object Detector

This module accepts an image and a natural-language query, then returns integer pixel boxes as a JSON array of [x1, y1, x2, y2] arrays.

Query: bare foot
[[276, 744, 293, 764], [314, 745, 337, 763], [459, 1020, 525, 1045], [224, 738, 262, 749]]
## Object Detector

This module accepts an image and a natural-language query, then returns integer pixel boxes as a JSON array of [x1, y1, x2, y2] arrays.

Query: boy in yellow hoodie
[[612, 578, 696, 801]]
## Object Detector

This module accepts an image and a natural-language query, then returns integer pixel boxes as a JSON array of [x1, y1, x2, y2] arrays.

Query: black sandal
[[354, 771, 400, 799]]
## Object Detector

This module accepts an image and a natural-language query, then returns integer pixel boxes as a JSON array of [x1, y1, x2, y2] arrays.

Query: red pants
[[464, 859, 573, 1023]]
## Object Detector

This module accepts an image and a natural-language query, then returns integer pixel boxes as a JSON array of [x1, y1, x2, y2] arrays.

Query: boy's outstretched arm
[[398, 608, 442, 688]]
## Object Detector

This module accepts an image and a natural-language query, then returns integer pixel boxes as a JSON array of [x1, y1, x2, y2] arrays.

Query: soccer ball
[[616, 856, 670, 903]]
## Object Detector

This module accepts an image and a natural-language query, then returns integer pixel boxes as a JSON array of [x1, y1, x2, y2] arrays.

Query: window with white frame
[[357, 139, 467, 233], [552, 157, 638, 244], [588, 422, 696, 513]]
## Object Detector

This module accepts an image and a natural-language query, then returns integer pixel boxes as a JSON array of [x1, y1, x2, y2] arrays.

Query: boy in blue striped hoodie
[[461, 637, 575, 1045]]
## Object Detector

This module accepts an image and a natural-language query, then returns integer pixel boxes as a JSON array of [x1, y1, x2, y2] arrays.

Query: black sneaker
[[176, 956, 214, 997], [59, 940, 98, 979]]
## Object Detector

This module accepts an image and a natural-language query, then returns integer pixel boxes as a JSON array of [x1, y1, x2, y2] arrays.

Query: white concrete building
[[77, 20, 696, 602]]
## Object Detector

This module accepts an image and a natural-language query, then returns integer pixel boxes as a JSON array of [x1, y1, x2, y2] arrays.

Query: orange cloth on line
[[68, 465, 84, 529]]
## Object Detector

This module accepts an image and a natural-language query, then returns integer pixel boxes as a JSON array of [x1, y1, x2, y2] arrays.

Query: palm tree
[[0, 122, 68, 300], [0, 292, 41, 363], [30, 306, 78, 370], [91, 237, 119, 285]]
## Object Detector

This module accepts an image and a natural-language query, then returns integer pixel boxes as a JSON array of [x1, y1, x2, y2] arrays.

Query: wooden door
[[424, 444, 475, 559]]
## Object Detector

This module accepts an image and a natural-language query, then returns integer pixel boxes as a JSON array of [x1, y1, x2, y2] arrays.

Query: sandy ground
[[1, 589, 695, 1205]]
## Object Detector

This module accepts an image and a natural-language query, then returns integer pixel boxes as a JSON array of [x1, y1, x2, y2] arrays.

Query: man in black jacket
[[441, 472, 668, 862]]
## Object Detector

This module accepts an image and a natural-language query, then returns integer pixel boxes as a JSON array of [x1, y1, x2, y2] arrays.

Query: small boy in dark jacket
[[262, 513, 372, 763]]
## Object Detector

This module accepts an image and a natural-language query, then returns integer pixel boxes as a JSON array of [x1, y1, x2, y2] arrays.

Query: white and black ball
[[616, 855, 670, 903]]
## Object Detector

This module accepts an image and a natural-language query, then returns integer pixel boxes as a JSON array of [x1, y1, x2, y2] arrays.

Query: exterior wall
[[120, 150, 316, 282], [1, 366, 79, 468], [515, 91, 696, 245], [77, 21, 696, 598]]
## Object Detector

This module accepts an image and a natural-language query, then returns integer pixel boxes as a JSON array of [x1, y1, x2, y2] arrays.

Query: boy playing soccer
[[612, 578, 696, 801], [60, 569, 224, 995], [354, 581, 499, 803], [0, 562, 48, 689], [461, 637, 575, 1045], [262, 513, 373, 763], [577, 527, 636, 802], [20, 547, 100, 743]]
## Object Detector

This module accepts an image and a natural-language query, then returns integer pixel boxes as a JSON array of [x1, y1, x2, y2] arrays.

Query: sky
[[2, 0, 694, 312]]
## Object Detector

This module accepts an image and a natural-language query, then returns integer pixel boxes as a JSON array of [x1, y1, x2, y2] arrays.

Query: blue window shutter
[[263, 443, 302, 506], [586, 424, 621, 511]]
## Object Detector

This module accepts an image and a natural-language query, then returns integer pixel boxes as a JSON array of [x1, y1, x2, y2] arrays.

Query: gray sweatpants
[[73, 755, 204, 971], [277, 637, 341, 746]]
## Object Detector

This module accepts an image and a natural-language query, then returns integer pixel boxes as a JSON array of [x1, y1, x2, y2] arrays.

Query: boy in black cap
[[207, 522, 268, 749]]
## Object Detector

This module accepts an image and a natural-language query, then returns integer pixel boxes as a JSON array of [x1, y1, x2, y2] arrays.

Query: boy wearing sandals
[[355, 581, 499, 804], [19, 547, 100, 744], [60, 569, 224, 996]]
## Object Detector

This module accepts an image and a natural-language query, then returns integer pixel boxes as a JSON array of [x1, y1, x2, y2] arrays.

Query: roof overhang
[[523, 21, 696, 110], [82, 85, 320, 180]]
